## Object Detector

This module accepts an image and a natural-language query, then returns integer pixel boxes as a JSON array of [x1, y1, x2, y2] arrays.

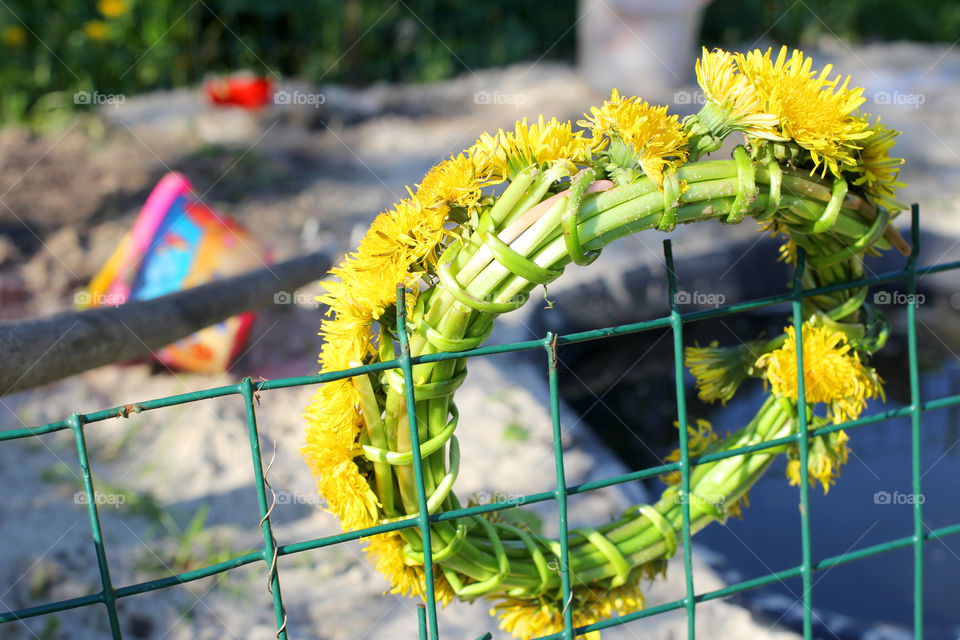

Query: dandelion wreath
[[302, 46, 906, 639]]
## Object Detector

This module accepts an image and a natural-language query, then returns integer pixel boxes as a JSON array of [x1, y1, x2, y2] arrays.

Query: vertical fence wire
[[791, 250, 814, 639], [241, 379, 289, 639], [906, 205, 924, 638], [664, 240, 698, 640], [396, 286, 440, 640], [545, 332, 575, 640], [71, 413, 124, 638]]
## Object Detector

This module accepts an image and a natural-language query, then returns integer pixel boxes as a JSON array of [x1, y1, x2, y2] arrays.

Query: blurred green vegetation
[[1, 0, 959, 126], [0, 0, 577, 125], [700, 0, 960, 47]]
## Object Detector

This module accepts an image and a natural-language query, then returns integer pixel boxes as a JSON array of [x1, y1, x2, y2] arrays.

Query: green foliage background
[[1, 0, 958, 125]]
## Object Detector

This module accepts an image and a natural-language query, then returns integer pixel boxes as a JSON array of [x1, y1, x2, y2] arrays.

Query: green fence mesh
[[2, 205, 959, 640]]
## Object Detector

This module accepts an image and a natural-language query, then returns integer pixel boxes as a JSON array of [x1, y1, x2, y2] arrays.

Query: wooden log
[[0, 252, 330, 396]]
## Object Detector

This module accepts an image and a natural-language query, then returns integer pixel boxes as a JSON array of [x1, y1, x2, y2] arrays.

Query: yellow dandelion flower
[[302, 371, 381, 531], [307, 182, 455, 531], [580, 89, 689, 187], [2, 25, 26, 47], [685, 339, 765, 404], [490, 584, 643, 640], [756, 322, 883, 424], [432, 570, 457, 606], [785, 458, 803, 487], [759, 218, 799, 265], [317, 312, 372, 371], [640, 558, 667, 581], [317, 458, 380, 530], [320, 200, 433, 320], [393, 195, 450, 268], [469, 116, 594, 181], [662, 419, 719, 485], [491, 596, 571, 640], [786, 429, 851, 493], [584, 583, 644, 623], [365, 532, 423, 596], [365, 532, 456, 605], [695, 47, 782, 140], [302, 399, 380, 530], [303, 310, 380, 531], [415, 153, 489, 214], [726, 492, 750, 520], [83, 20, 109, 41], [850, 116, 907, 214], [98, 0, 130, 19], [736, 46, 871, 177]]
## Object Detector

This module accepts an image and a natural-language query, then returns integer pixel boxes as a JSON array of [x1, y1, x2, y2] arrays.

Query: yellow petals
[[365, 532, 455, 605], [851, 117, 907, 214], [2, 25, 26, 47], [416, 153, 488, 214], [685, 339, 764, 404], [302, 375, 381, 531], [756, 322, 883, 424], [786, 429, 851, 493], [662, 419, 719, 485], [98, 0, 130, 19], [491, 597, 572, 640], [319, 199, 435, 322], [83, 20, 109, 41], [762, 219, 799, 265], [307, 153, 480, 532], [726, 492, 750, 520], [695, 47, 782, 140], [490, 584, 644, 640], [736, 46, 870, 178], [365, 532, 418, 594], [580, 90, 689, 187], [469, 116, 594, 181]]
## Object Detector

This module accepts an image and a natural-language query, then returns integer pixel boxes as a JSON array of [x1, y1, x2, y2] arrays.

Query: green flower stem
[[566, 400, 790, 571], [394, 402, 435, 509], [460, 397, 791, 589], [460, 380, 784, 578], [490, 165, 539, 225], [501, 163, 573, 228], [454, 162, 879, 323], [355, 373, 398, 517]]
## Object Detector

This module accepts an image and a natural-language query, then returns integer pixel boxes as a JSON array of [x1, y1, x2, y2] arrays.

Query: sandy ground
[[2, 39, 960, 639]]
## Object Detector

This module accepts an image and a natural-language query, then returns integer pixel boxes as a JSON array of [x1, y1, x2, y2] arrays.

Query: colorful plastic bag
[[83, 173, 266, 373]]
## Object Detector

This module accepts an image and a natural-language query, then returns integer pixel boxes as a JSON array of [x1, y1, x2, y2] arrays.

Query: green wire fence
[[2, 205, 959, 640]]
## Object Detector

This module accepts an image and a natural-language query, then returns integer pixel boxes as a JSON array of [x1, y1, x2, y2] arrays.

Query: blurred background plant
[[2, 0, 960, 128]]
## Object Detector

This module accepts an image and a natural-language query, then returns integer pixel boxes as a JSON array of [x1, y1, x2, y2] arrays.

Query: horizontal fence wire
[[1, 206, 959, 639]]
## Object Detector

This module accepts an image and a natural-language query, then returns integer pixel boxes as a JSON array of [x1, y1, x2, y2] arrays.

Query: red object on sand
[[205, 74, 273, 109]]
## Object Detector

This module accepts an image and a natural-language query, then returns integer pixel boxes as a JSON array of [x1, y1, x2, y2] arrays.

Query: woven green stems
[[363, 151, 895, 603]]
